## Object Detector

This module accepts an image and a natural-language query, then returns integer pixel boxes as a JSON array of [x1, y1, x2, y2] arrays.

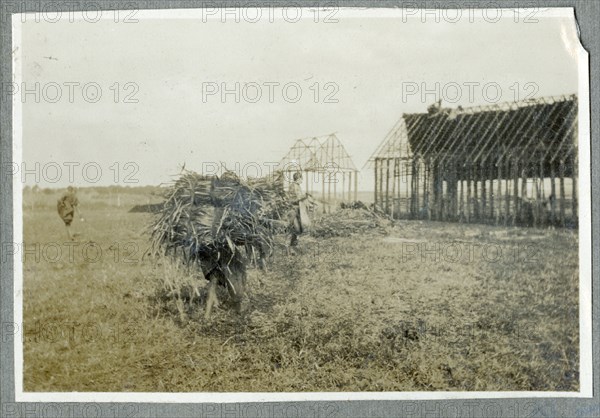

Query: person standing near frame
[[288, 172, 312, 249]]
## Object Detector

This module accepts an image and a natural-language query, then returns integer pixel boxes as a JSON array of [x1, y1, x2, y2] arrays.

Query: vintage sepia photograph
[[8, 5, 592, 404]]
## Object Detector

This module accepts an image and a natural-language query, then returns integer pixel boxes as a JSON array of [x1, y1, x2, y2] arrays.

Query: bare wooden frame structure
[[278, 133, 359, 203], [366, 95, 578, 228]]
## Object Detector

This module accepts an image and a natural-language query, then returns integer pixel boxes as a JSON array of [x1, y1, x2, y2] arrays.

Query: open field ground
[[21, 193, 579, 392]]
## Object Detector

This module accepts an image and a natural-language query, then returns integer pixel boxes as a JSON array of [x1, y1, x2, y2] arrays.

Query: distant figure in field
[[57, 186, 83, 240]]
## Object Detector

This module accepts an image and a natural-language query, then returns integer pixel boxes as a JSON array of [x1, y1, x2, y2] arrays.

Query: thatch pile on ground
[[340, 201, 369, 210], [129, 203, 164, 213], [311, 205, 392, 238], [149, 170, 291, 316]]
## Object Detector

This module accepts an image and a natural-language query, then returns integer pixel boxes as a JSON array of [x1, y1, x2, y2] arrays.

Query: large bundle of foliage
[[149, 170, 291, 275]]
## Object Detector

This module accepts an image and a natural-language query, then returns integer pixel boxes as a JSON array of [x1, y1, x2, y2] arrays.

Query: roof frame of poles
[[278, 133, 359, 203], [366, 94, 578, 228]]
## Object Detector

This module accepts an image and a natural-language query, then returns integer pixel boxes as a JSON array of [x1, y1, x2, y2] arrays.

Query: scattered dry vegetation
[[22, 191, 579, 392]]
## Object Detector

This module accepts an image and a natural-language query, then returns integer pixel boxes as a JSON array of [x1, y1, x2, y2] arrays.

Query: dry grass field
[[21, 189, 579, 392]]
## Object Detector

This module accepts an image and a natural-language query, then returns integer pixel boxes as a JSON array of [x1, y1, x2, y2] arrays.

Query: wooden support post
[[354, 170, 358, 202], [397, 159, 402, 217], [559, 160, 566, 227], [433, 163, 437, 220], [473, 166, 479, 221], [374, 159, 378, 208], [436, 162, 443, 220], [380, 160, 385, 208], [496, 163, 502, 225], [481, 164, 487, 222], [431, 163, 436, 220], [321, 169, 326, 210], [521, 165, 529, 226], [413, 160, 419, 217], [376, 161, 380, 208], [459, 165, 465, 221], [572, 155, 578, 227], [426, 162, 432, 220], [396, 158, 401, 216], [421, 162, 426, 218], [466, 166, 472, 223], [385, 158, 391, 214], [433, 163, 438, 220], [446, 164, 452, 221], [410, 162, 414, 216], [333, 169, 337, 203], [489, 163, 494, 222], [550, 165, 556, 225], [513, 160, 519, 226], [391, 158, 397, 219], [447, 163, 458, 221], [327, 168, 332, 203], [454, 164, 459, 220], [505, 161, 510, 226], [417, 161, 422, 218], [422, 162, 428, 219], [396, 159, 401, 215], [423, 162, 429, 219], [435, 164, 438, 220], [397, 159, 401, 217], [439, 163, 445, 220], [521, 166, 527, 200], [536, 160, 543, 227]]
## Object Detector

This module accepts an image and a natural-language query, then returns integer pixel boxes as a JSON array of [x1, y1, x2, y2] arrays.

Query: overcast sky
[[16, 8, 581, 188]]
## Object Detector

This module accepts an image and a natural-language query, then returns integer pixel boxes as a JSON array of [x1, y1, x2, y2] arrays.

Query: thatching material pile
[[129, 203, 164, 213], [339, 201, 369, 210], [311, 206, 392, 238]]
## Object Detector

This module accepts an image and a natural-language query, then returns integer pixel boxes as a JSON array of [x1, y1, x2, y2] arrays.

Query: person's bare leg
[[289, 232, 299, 255], [66, 225, 73, 241], [258, 257, 268, 272], [226, 270, 246, 314], [205, 276, 219, 319]]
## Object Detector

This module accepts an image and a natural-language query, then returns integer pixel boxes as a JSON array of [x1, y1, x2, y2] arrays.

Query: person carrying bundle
[[57, 186, 84, 240], [151, 170, 292, 318]]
